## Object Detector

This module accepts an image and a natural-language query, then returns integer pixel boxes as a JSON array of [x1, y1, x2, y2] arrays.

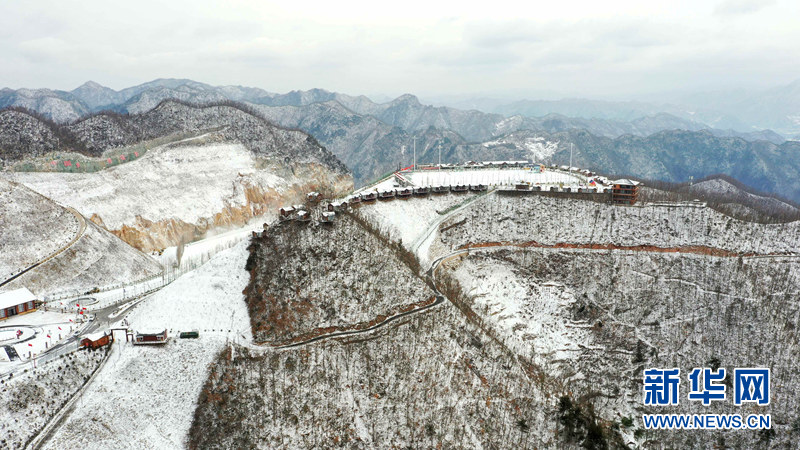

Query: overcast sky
[[1, 0, 798, 100]]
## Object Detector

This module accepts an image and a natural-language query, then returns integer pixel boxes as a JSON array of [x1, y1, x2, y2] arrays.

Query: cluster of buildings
[[275, 161, 642, 226]]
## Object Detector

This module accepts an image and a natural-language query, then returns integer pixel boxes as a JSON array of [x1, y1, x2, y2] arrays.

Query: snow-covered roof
[[297, 210, 308, 217], [0, 287, 37, 310], [322, 211, 335, 218], [613, 179, 639, 185], [136, 328, 166, 335], [84, 331, 109, 341]]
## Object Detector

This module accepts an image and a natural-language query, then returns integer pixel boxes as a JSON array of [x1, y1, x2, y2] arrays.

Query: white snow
[[2, 142, 287, 230], [0, 287, 37, 310], [0, 309, 86, 368], [369, 168, 585, 193], [42, 240, 253, 450], [451, 254, 593, 370]]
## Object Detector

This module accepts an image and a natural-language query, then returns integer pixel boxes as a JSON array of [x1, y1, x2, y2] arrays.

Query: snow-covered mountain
[[1, 101, 352, 251], [186, 186, 800, 448]]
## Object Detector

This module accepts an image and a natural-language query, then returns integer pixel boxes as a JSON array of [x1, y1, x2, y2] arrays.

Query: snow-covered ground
[[450, 254, 593, 370], [358, 194, 474, 249], [4, 143, 285, 230], [0, 310, 87, 365], [0, 347, 106, 450], [0, 179, 79, 281], [368, 168, 587, 192], [2, 218, 163, 298], [153, 219, 269, 269], [1, 138, 345, 253], [439, 193, 800, 255], [41, 239, 252, 450]]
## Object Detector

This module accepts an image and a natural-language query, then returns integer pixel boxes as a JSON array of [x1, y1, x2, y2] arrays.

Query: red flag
[[76, 304, 80, 307], [28, 343, 33, 347], [79, 311, 84, 315], [69, 319, 73, 322], [47, 335, 51, 338], [58, 326, 62, 330]]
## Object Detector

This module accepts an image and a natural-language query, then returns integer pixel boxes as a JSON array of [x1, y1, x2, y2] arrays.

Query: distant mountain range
[[0, 99, 346, 174], [1, 79, 790, 142], [440, 79, 800, 138], [2, 78, 799, 203]]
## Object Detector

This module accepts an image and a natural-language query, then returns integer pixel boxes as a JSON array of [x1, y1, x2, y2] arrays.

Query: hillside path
[[0, 204, 87, 289]]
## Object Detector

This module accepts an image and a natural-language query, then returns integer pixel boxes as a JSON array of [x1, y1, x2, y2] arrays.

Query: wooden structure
[[321, 211, 336, 223], [81, 331, 113, 350], [378, 189, 396, 200], [413, 186, 430, 196], [347, 194, 362, 204], [432, 185, 449, 194], [306, 191, 322, 203], [611, 179, 640, 205], [361, 191, 378, 202], [179, 330, 200, 339], [469, 184, 488, 192], [0, 288, 37, 321], [279, 206, 296, 220], [397, 187, 413, 198], [296, 210, 311, 222], [327, 200, 348, 212], [133, 329, 168, 345], [451, 184, 469, 193]]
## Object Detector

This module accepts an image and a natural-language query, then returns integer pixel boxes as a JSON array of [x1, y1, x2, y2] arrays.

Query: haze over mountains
[[2, 78, 800, 203]]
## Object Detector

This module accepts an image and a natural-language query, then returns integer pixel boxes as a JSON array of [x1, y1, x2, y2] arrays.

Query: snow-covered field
[[1, 138, 346, 253], [41, 240, 252, 450], [369, 168, 587, 192], [4, 143, 285, 230], [358, 193, 474, 249]]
